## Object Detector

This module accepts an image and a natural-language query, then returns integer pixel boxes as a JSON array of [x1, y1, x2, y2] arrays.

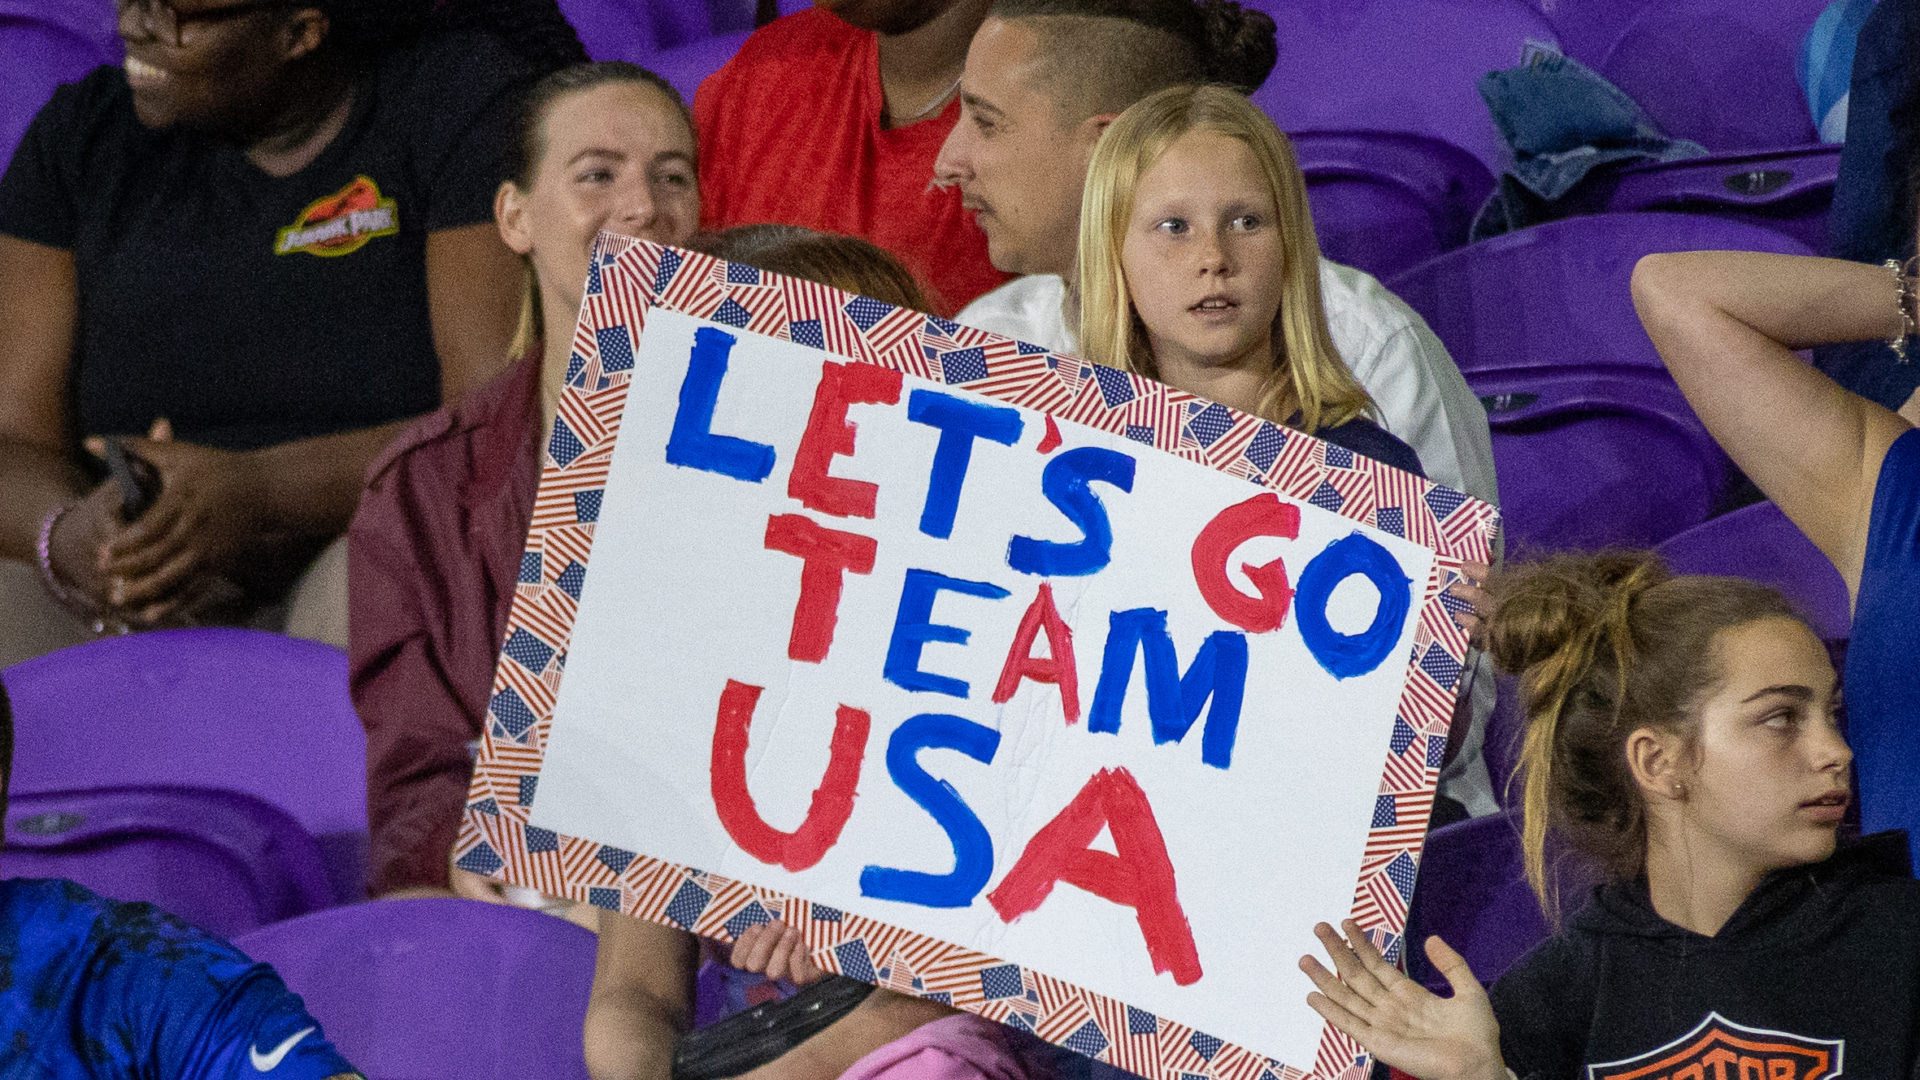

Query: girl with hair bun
[[1299, 553, 1920, 1078], [1077, 84, 1421, 472]]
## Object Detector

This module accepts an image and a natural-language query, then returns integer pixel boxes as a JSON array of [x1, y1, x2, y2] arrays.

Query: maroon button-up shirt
[[348, 358, 540, 895]]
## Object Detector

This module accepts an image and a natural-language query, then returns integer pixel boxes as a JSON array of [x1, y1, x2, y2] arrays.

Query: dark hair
[[1484, 552, 1805, 919], [990, 0, 1277, 116], [690, 225, 932, 312], [307, 0, 588, 74]]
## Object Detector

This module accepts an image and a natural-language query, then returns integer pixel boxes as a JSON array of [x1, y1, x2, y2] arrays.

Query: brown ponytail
[[1483, 553, 1804, 920]]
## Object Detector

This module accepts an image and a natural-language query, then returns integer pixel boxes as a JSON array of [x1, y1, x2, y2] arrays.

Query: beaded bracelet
[[35, 502, 103, 627], [1885, 256, 1917, 363]]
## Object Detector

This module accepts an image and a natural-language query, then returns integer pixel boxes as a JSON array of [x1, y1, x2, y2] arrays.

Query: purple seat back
[[1248, 0, 1560, 172], [1402, 812, 1586, 991], [1388, 213, 1811, 378], [654, 30, 748, 106], [2, 629, 369, 904], [5, 785, 334, 938], [1522, 0, 1656, 66], [0, 15, 118, 173], [1472, 369, 1731, 553], [1288, 130, 1495, 282], [237, 898, 598, 1080], [557, 0, 658, 59], [1561, 145, 1841, 253], [1597, 0, 1833, 152], [1656, 500, 1851, 642]]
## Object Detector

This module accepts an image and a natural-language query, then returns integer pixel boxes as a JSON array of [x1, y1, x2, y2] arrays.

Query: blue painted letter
[[859, 713, 1000, 907], [907, 390, 1024, 539], [665, 327, 776, 481], [884, 569, 1012, 697], [1007, 447, 1136, 577], [1087, 609, 1248, 769], [1295, 532, 1413, 679]]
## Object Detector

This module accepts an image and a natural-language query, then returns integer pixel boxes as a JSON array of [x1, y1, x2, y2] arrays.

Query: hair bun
[[1483, 552, 1669, 677], [1196, 0, 1278, 93]]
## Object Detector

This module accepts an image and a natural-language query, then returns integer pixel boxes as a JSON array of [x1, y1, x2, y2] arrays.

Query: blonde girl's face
[[1118, 131, 1286, 383], [1673, 617, 1851, 876], [499, 81, 700, 316]]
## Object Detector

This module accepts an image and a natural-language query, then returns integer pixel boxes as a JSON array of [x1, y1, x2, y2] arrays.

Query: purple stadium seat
[[1473, 369, 1732, 553], [1522, 0, 1656, 67], [2, 629, 370, 905], [1597, 0, 1834, 152], [1247, 0, 1560, 173], [1402, 812, 1588, 992], [1288, 130, 1496, 283], [1656, 500, 1851, 643], [5, 785, 334, 938], [653, 29, 748, 106], [237, 898, 598, 1080], [1557, 145, 1841, 253], [1388, 213, 1811, 379], [557, 0, 658, 60], [0, 13, 118, 172]]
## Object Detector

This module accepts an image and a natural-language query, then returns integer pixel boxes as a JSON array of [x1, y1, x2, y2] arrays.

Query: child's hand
[[1444, 560, 1491, 645], [1299, 921, 1505, 1080], [729, 919, 825, 984]]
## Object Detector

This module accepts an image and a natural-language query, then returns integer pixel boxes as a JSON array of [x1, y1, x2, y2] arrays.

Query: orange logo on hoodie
[[274, 175, 399, 257], [1590, 1013, 1842, 1080]]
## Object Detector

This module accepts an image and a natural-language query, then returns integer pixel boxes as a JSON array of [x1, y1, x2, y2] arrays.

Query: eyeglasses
[[117, 0, 287, 48]]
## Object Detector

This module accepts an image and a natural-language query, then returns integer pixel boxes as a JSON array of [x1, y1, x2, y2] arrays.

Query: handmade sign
[[459, 235, 1498, 1080]]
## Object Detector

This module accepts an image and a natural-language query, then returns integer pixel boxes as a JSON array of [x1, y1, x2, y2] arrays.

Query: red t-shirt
[[693, 9, 1010, 315]]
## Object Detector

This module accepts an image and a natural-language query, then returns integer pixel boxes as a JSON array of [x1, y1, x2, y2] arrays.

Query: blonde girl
[[1076, 85, 1416, 472]]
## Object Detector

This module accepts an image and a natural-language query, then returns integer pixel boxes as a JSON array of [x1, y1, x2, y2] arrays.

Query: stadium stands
[[5, 785, 334, 938], [1248, 0, 1561, 172], [2, 629, 370, 905], [1290, 130, 1496, 282], [237, 898, 599, 1080]]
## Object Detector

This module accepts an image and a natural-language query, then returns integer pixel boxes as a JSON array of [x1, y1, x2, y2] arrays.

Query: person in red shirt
[[691, 0, 1010, 314]]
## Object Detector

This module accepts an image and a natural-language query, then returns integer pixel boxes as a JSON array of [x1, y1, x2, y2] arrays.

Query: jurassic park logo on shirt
[[1588, 1013, 1842, 1080], [274, 175, 399, 257]]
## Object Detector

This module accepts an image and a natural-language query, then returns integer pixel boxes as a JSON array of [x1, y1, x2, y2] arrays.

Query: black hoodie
[[1488, 833, 1920, 1079]]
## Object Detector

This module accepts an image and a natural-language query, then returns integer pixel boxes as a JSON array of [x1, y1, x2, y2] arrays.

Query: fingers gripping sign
[[729, 919, 825, 985], [1298, 921, 1506, 1080]]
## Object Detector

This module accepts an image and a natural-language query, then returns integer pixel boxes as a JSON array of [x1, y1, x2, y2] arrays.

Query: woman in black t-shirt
[[0, 0, 586, 659]]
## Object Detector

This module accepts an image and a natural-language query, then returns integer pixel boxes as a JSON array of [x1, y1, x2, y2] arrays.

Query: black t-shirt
[[1489, 833, 1920, 1079], [0, 30, 531, 451]]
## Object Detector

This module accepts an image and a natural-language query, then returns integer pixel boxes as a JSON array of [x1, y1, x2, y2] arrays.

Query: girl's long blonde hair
[[1076, 84, 1372, 433]]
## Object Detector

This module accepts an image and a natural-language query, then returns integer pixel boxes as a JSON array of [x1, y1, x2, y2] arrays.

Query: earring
[[1671, 783, 1687, 798]]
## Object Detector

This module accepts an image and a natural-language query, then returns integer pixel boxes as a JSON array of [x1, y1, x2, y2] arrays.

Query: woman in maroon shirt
[[347, 60, 702, 905]]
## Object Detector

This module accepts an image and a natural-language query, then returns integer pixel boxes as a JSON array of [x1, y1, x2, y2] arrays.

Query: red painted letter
[[765, 513, 878, 663], [987, 767, 1202, 985], [710, 679, 869, 872], [1190, 492, 1300, 633], [789, 360, 904, 518], [991, 582, 1081, 723]]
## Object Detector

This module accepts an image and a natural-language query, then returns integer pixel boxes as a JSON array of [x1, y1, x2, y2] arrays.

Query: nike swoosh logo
[[250, 1027, 315, 1072]]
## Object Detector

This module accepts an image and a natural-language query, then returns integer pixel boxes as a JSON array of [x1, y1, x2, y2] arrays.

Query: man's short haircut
[[988, 0, 1277, 124]]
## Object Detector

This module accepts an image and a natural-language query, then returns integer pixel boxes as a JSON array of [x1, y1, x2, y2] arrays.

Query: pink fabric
[[839, 1013, 1042, 1080]]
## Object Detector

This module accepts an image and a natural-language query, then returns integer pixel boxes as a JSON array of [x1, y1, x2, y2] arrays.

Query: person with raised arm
[[1631, 241, 1920, 861]]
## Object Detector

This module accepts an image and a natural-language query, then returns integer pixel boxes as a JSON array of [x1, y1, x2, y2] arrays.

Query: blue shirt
[[1848, 429, 1920, 864], [0, 879, 360, 1080]]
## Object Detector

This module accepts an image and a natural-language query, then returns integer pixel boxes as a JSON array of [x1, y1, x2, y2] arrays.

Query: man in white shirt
[[934, 0, 1499, 816], [934, 0, 1498, 512]]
